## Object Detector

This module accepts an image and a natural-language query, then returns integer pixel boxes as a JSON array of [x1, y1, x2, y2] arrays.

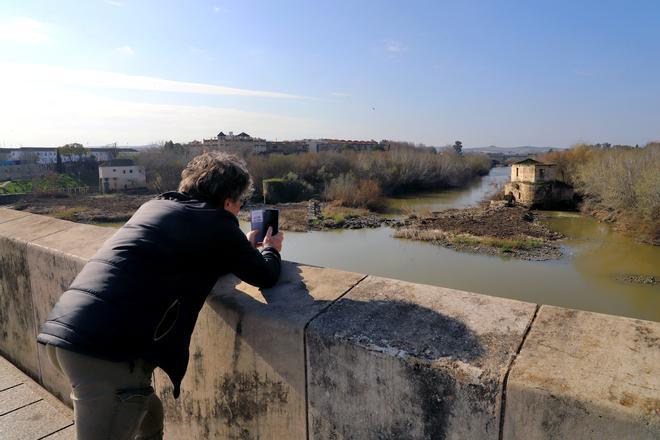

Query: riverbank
[[579, 199, 660, 246], [393, 205, 563, 261]]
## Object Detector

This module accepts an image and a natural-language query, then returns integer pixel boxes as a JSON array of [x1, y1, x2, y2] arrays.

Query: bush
[[323, 173, 386, 211], [133, 144, 198, 192], [537, 142, 660, 242], [262, 173, 314, 203]]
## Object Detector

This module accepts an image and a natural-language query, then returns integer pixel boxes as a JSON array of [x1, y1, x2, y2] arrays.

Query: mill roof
[[513, 158, 555, 166], [99, 159, 136, 167]]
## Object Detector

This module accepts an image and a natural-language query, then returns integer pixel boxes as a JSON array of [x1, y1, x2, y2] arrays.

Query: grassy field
[[0, 174, 86, 194]]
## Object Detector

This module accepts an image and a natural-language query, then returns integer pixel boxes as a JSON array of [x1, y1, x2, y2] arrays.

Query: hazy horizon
[[1, 1, 658, 148]]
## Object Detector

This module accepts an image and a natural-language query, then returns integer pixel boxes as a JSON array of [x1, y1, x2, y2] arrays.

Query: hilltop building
[[252, 141, 308, 155], [190, 131, 387, 155], [504, 158, 574, 208], [98, 159, 146, 193]]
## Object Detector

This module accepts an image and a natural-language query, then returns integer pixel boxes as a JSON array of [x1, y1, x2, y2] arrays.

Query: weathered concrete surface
[[155, 261, 365, 440], [0, 208, 32, 224], [28, 223, 116, 404], [0, 212, 71, 243], [306, 275, 537, 439], [0, 356, 25, 391], [0, 400, 73, 439], [31, 222, 116, 260], [42, 425, 76, 439], [503, 305, 660, 439], [0, 354, 74, 439], [0, 213, 73, 378], [0, 383, 41, 414]]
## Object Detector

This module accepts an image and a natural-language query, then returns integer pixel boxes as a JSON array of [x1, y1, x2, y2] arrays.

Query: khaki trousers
[[46, 345, 164, 440]]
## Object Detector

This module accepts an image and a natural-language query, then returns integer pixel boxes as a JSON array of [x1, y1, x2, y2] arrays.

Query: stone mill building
[[504, 158, 574, 208]]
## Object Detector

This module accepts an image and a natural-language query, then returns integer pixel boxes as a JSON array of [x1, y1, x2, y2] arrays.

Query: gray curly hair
[[178, 152, 253, 205]]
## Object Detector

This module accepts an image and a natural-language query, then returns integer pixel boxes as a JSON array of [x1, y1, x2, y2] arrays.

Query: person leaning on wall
[[36, 151, 284, 440]]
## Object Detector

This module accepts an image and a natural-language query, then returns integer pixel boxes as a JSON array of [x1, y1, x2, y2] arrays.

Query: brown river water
[[243, 167, 660, 322]]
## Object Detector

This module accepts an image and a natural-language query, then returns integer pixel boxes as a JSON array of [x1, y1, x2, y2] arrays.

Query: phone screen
[[251, 209, 279, 242]]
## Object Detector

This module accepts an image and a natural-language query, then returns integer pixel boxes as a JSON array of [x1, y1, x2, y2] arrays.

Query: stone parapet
[[0, 207, 657, 439], [306, 276, 537, 439], [503, 306, 659, 439]]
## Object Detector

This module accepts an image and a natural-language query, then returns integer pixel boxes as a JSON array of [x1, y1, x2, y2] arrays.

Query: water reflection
[[386, 167, 510, 213]]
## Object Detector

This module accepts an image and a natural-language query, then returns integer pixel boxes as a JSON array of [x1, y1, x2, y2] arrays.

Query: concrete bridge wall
[[0, 207, 657, 439]]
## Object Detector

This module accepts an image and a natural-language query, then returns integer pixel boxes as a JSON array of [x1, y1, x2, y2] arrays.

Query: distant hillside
[[464, 146, 557, 155]]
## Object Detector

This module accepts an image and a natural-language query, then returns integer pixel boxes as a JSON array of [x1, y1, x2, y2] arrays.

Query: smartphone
[[250, 209, 279, 243]]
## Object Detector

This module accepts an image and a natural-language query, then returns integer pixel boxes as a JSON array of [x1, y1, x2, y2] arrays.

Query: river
[[243, 167, 660, 322]]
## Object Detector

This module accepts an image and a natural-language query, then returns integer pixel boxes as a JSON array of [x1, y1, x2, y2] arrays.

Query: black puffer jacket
[[37, 192, 281, 397]]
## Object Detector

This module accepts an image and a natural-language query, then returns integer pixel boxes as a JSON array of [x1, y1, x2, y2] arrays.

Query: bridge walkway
[[0, 355, 74, 439]]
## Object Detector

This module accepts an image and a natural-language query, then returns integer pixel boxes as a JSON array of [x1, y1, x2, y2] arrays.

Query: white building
[[98, 159, 146, 193], [0, 147, 137, 164]]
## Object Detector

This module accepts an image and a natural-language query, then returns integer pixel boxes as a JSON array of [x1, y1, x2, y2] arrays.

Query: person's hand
[[262, 226, 284, 252], [246, 229, 260, 248]]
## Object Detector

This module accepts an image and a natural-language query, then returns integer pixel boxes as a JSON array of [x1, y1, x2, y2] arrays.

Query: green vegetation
[[262, 173, 314, 203], [0, 180, 32, 194], [58, 143, 88, 162], [443, 232, 544, 251], [538, 142, 659, 243], [0, 174, 86, 194], [51, 206, 87, 220], [322, 204, 370, 223]]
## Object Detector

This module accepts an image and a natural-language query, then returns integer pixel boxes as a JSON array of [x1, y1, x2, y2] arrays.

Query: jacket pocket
[[153, 299, 180, 342]]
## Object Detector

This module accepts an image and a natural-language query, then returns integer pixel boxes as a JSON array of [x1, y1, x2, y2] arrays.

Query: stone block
[[503, 305, 660, 439], [31, 222, 116, 261], [0, 209, 32, 224], [0, 214, 71, 243], [0, 236, 40, 378], [155, 261, 365, 440], [43, 425, 77, 439], [0, 214, 77, 380], [0, 383, 41, 415], [306, 275, 537, 439], [0, 352, 25, 391], [0, 400, 73, 440]]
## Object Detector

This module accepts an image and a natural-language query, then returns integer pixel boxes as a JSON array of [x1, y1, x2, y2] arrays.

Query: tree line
[[134, 141, 492, 210], [538, 142, 659, 243]]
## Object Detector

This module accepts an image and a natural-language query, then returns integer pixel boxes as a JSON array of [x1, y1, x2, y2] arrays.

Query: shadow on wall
[[206, 263, 485, 393]]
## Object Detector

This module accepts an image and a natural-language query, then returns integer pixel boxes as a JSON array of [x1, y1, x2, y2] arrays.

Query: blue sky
[[0, 0, 658, 147]]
